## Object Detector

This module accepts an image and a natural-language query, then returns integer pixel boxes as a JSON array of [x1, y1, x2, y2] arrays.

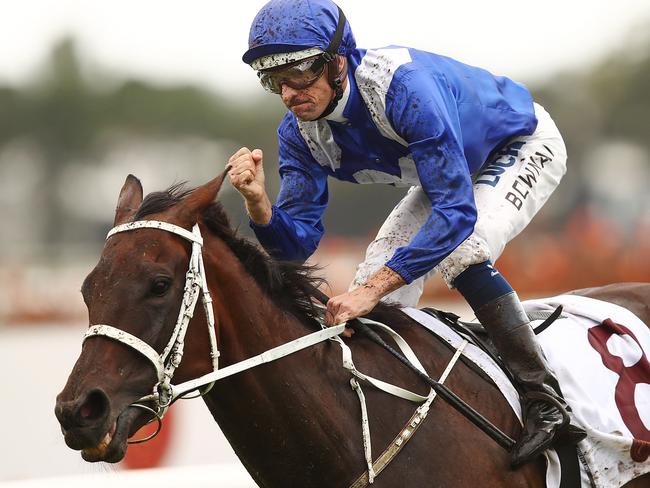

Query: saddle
[[419, 306, 566, 395], [418, 306, 587, 488]]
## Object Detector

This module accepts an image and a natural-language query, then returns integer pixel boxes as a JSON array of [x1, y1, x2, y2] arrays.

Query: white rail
[[0, 464, 257, 488]]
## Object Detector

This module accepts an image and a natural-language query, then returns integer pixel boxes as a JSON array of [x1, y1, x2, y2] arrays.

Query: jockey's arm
[[327, 77, 478, 326], [325, 266, 405, 328], [382, 72, 478, 284], [230, 129, 329, 262]]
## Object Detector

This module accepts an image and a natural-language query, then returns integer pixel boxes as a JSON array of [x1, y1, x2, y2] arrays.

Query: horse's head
[[55, 169, 228, 463]]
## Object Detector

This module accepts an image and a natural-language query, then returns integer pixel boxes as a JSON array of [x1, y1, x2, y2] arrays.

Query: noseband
[[82, 219, 346, 443]]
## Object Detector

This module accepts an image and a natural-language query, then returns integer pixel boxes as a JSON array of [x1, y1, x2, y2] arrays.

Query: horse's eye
[[150, 278, 171, 296]]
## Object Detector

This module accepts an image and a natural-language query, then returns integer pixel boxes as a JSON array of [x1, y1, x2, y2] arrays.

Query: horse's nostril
[[80, 403, 93, 419], [78, 389, 109, 423]]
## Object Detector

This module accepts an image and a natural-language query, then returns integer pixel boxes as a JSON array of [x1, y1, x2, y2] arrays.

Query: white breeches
[[350, 103, 567, 307]]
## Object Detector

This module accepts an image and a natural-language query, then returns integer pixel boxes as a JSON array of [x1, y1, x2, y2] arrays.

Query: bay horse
[[55, 169, 650, 487]]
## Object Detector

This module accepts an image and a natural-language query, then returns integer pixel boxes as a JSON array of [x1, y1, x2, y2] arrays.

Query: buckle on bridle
[[157, 380, 173, 408]]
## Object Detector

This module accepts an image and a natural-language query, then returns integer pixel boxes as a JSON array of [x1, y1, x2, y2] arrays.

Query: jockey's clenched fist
[[227, 147, 273, 225], [228, 147, 265, 201]]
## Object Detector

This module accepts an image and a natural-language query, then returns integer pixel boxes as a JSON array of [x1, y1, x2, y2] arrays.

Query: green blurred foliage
[[1, 38, 279, 153]]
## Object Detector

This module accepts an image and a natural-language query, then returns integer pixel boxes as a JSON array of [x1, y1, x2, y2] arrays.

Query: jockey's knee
[[435, 234, 492, 289]]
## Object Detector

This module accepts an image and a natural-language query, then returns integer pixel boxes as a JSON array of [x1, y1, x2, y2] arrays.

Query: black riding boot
[[475, 292, 587, 467]]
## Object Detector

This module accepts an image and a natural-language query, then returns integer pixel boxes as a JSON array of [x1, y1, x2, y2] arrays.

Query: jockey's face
[[279, 57, 346, 121]]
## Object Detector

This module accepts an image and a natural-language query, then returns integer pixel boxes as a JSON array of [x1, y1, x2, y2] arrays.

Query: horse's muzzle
[[55, 388, 114, 448]]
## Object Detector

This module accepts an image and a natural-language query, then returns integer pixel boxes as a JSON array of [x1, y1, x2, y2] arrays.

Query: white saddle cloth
[[403, 294, 650, 488]]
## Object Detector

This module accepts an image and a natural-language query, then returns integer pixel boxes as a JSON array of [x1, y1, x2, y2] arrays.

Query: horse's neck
[[206, 240, 308, 356], [182, 232, 531, 487], [175, 229, 313, 381], [196, 235, 360, 486]]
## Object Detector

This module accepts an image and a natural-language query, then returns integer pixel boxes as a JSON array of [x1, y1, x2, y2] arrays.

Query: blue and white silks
[[248, 4, 538, 284]]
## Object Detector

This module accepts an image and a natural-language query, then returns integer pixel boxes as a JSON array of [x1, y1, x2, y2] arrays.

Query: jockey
[[228, 0, 586, 467]]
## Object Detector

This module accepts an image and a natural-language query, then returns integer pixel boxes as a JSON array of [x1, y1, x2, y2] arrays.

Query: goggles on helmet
[[257, 54, 328, 94]]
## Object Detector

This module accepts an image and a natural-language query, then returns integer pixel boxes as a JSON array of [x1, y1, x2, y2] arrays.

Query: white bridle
[[83, 220, 346, 442]]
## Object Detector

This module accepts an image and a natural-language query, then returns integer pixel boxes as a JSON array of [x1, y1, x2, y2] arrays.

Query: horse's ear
[[114, 174, 143, 226], [171, 165, 230, 227]]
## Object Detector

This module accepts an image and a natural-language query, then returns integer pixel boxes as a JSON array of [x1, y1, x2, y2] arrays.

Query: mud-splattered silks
[[244, 0, 544, 294]]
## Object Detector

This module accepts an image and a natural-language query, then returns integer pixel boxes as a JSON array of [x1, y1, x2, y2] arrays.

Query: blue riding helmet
[[242, 0, 356, 67], [243, 0, 354, 118]]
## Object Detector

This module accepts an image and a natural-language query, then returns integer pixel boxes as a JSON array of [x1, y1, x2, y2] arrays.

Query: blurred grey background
[[1, 0, 650, 482]]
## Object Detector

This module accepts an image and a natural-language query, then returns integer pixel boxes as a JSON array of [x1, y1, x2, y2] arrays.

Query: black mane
[[135, 183, 326, 327], [133, 182, 194, 221]]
